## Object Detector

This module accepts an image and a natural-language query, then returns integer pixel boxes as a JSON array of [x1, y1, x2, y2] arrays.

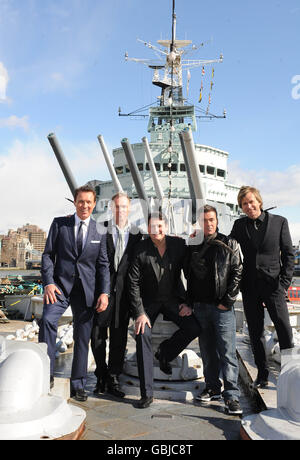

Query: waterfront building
[[17, 224, 47, 254], [0, 224, 46, 269]]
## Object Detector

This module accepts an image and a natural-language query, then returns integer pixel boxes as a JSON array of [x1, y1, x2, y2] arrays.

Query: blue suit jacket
[[41, 215, 110, 307]]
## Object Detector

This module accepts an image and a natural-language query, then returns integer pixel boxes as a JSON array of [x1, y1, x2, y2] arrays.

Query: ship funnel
[[181, 128, 206, 209], [142, 137, 164, 202], [97, 135, 123, 194], [47, 133, 78, 198]]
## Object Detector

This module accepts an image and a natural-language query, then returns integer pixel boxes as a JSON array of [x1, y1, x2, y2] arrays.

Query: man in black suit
[[39, 185, 110, 402], [91, 193, 142, 398], [231, 186, 294, 388], [128, 212, 201, 408]]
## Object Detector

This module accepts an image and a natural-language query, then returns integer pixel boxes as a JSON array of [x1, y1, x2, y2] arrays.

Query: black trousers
[[136, 299, 201, 398], [242, 281, 294, 378], [91, 315, 129, 379]]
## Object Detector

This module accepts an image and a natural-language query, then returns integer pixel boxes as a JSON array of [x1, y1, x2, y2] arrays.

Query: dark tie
[[77, 221, 84, 256]]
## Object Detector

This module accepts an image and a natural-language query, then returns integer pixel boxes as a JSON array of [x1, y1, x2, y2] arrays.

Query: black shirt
[[153, 247, 173, 302], [247, 211, 267, 249], [188, 243, 217, 303]]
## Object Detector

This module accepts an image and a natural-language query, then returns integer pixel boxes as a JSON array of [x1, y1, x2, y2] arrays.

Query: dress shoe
[[155, 347, 172, 375], [252, 378, 269, 389], [106, 375, 125, 398], [93, 377, 106, 395], [136, 396, 153, 409], [70, 388, 88, 402]]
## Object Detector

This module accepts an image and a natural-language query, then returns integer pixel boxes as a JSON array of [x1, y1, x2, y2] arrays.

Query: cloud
[[0, 115, 29, 131], [0, 136, 111, 235], [228, 160, 300, 243], [0, 1, 117, 95], [62, 139, 111, 184], [228, 161, 300, 208], [0, 138, 74, 234], [51, 72, 65, 83], [0, 62, 9, 102], [289, 222, 300, 245]]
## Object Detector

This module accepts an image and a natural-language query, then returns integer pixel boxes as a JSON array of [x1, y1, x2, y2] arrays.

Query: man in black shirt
[[128, 212, 201, 408], [186, 205, 243, 415], [231, 186, 294, 388]]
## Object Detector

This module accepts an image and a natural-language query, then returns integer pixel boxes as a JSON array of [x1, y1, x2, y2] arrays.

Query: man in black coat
[[91, 193, 142, 398], [231, 186, 294, 387], [128, 212, 201, 408]]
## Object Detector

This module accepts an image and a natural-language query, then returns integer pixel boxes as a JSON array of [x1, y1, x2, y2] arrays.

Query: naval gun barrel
[[121, 138, 150, 222], [142, 137, 164, 202], [121, 138, 149, 206], [178, 131, 197, 224], [47, 133, 78, 197], [181, 128, 206, 207], [97, 135, 123, 194]]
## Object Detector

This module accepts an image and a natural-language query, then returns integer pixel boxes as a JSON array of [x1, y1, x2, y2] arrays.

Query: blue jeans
[[193, 302, 240, 401]]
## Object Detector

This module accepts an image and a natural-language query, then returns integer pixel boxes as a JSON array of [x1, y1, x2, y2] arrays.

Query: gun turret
[[47, 133, 78, 198]]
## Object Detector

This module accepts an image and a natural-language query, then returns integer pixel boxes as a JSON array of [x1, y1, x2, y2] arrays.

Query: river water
[[1, 268, 299, 286], [0, 269, 41, 278]]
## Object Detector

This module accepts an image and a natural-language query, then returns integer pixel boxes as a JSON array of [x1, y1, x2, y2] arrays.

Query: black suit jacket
[[96, 221, 143, 328], [128, 236, 187, 319], [230, 212, 294, 292]]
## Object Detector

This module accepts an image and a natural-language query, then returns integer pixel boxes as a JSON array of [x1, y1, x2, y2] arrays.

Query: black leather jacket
[[186, 232, 242, 309]]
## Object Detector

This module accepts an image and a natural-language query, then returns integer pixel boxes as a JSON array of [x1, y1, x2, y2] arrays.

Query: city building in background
[[0, 224, 46, 269]]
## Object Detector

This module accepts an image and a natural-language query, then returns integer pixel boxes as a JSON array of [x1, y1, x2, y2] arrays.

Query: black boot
[[136, 396, 153, 409], [93, 376, 106, 394], [106, 374, 125, 398]]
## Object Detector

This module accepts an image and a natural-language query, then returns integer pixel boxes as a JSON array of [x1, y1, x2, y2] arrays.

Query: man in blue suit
[[39, 185, 110, 401]]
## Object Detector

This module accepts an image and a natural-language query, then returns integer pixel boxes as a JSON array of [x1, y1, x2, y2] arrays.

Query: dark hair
[[148, 211, 168, 225], [74, 185, 96, 202], [202, 204, 218, 218]]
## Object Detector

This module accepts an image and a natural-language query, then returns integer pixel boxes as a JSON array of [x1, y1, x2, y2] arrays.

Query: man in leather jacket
[[128, 212, 201, 409], [186, 205, 243, 415]]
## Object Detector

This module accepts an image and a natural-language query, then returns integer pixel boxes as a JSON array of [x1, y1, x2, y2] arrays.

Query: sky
[[0, 0, 300, 243]]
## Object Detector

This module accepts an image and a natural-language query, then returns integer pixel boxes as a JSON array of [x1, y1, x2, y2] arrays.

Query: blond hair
[[237, 185, 263, 209], [111, 192, 131, 203]]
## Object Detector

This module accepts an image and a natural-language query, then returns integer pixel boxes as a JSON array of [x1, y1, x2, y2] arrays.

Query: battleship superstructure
[[88, 2, 240, 234]]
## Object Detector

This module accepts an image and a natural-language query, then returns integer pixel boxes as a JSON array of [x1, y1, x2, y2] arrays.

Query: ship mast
[[168, 0, 176, 201], [122, 0, 224, 229], [123, 0, 224, 137]]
